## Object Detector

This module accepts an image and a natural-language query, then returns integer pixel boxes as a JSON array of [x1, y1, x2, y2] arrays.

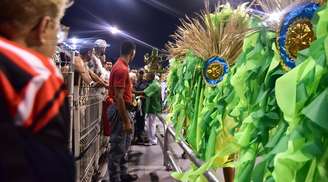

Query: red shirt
[[108, 58, 132, 103]]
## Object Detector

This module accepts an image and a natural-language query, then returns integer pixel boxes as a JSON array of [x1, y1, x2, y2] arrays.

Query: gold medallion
[[285, 19, 315, 59], [207, 62, 223, 80]]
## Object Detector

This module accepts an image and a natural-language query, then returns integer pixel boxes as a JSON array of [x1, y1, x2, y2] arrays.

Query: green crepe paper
[[187, 73, 203, 150], [196, 22, 264, 164], [196, 82, 206, 153], [316, 5, 328, 38], [168, 4, 328, 182], [231, 29, 288, 182], [302, 88, 328, 132], [186, 4, 242, 157], [171, 5, 328, 181], [167, 53, 203, 140], [172, 24, 286, 181], [169, 6, 251, 180], [273, 4, 328, 182], [171, 4, 246, 158], [192, 22, 292, 181]]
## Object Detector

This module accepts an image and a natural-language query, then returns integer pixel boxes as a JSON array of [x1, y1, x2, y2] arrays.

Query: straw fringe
[[166, 3, 253, 65]]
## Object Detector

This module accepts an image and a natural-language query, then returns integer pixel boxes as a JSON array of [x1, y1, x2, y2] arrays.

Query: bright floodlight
[[109, 26, 120, 35], [267, 12, 283, 23], [70, 37, 79, 44]]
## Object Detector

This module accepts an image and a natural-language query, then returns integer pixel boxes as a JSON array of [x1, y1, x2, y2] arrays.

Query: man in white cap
[[89, 39, 110, 82], [87, 39, 110, 101]]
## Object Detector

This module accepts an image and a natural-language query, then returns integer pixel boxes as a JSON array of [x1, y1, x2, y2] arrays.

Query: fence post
[[67, 52, 75, 153], [73, 76, 81, 182]]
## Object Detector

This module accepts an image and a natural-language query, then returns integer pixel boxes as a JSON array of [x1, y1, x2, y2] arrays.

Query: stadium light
[[70, 37, 79, 44], [108, 26, 121, 35]]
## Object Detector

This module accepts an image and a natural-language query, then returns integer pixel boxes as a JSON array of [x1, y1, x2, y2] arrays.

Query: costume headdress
[[167, 3, 252, 86]]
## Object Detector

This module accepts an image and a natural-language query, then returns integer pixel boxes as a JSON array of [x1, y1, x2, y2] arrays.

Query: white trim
[[0, 39, 50, 75], [14, 75, 50, 126], [0, 39, 56, 125]]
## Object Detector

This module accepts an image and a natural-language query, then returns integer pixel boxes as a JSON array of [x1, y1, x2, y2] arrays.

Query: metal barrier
[[75, 83, 103, 182], [55, 45, 218, 182], [54, 45, 108, 182], [156, 114, 220, 182]]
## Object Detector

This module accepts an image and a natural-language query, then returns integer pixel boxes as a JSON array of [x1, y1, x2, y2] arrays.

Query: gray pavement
[[98, 115, 225, 182], [128, 144, 174, 182]]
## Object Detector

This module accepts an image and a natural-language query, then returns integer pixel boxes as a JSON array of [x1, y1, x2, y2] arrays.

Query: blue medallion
[[277, 2, 320, 69], [203, 56, 229, 86]]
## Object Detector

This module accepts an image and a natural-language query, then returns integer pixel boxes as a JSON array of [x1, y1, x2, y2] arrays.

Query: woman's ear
[[35, 16, 52, 44]]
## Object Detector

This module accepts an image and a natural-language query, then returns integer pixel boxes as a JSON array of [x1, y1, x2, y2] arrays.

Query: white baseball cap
[[94, 39, 109, 48]]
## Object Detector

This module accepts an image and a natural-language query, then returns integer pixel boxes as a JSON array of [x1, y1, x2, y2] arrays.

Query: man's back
[[107, 41, 138, 182], [0, 37, 74, 182], [108, 58, 132, 104]]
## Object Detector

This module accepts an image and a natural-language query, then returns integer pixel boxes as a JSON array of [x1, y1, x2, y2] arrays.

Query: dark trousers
[[107, 105, 132, 182], [134, 111, 145, 140]]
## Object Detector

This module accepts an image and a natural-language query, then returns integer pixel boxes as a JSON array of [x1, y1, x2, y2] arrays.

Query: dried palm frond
[[166, 3, 252, 65]]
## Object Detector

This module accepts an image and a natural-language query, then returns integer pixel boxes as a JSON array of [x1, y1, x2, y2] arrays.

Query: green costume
[[166, 1, 328, 182], [145, 80, 162, 114]]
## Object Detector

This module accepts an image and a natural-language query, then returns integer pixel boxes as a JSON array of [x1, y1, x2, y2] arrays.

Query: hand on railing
[[97, 79, 108, 88]]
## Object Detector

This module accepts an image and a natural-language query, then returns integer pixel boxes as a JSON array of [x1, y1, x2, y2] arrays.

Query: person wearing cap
[[0, 0, 75, 182], [88, 39, 110, 100], [91, 39, 110, 81]]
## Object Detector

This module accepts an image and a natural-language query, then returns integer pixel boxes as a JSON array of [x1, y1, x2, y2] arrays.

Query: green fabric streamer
[[273, 4, 328, 181], [167, 53, 203, 140], [168, 3, 328, 182], [230, 27, 287, 182]]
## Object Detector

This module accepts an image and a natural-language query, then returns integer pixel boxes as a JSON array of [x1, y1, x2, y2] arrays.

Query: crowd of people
[[0, 1, 168, 182], [71, 39, 166, 182]]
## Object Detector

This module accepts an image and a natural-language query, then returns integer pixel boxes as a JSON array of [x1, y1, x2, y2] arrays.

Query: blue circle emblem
[[277, 2, 320, 69], [203, 56, 229, 86]]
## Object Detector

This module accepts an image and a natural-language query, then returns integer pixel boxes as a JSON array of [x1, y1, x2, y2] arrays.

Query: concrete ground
[[128, 144, 174, 182], [98, 115, 225, 182]]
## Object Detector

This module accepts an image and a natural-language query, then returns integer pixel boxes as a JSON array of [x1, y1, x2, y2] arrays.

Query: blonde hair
[[0, 0, 68, 30]]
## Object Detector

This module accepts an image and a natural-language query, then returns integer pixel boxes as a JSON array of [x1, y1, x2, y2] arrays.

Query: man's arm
[[89, 70, 108, 87], [74, 56, 93, 84], [133, 90, 144, 95], [114, 87, 132, 134], [92, 55, 108, 78]]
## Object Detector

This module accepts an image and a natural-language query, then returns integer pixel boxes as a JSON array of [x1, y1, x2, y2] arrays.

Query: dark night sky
[[62, 0, 246, 68]]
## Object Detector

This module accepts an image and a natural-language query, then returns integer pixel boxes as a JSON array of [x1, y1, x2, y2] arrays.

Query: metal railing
[[54, 46, 108, 182], [75, 85, 103, 182], [156, 114, 220, 182], [55, 45, 219, 182]]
